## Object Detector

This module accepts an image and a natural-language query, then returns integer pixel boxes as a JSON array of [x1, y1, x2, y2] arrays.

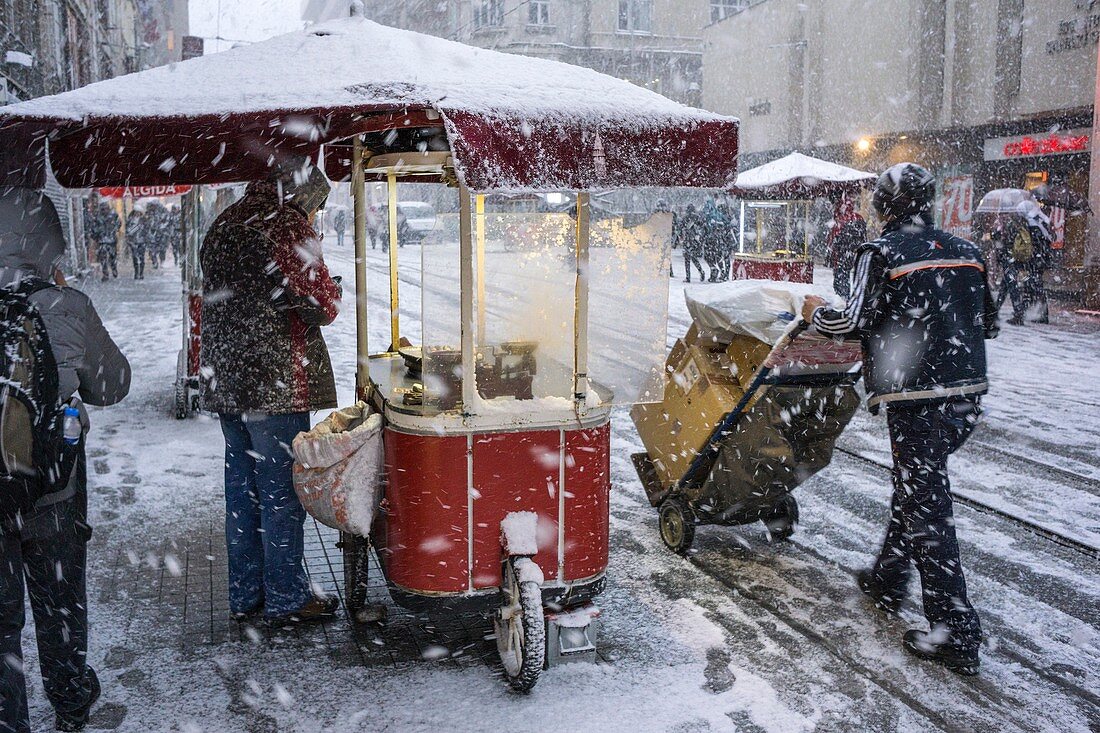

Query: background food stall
[[728, 152, 875, 283]]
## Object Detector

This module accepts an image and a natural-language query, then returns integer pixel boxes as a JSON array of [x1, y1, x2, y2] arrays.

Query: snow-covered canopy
[[729, 152, 874, 200], [0, 17, 738, 192]]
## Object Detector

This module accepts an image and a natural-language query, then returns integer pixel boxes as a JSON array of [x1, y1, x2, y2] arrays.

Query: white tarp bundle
[[292, 402, 383, 537], [685, 280, 844, 345]]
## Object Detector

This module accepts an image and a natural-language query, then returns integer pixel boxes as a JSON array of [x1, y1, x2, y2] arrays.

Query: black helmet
[[872, 163, 935, 221]]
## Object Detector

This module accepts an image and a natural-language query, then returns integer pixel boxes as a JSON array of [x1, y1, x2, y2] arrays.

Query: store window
[[618, 0, 652, 33], [529, 0, 550, 25], [711, 0, 750, 22], [473, 0, 504, 29]]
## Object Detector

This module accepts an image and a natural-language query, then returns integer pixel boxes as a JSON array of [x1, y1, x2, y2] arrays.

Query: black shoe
[[1007, 316, 1024, 326], [266, 595, 339, 628], [230, 602, 264, 621], [55, 667, 101, 732], [857, 569, 905, 613], [902, 629, 980, 676]]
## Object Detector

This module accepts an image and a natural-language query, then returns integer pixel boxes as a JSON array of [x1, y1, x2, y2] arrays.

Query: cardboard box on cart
[[631, 330, 744, 491]]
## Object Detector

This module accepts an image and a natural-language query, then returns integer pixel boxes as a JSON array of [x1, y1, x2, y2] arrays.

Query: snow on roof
[[0, 18, 739, 191], [731, 152, 875, 198], [0, 17, 722, 125]]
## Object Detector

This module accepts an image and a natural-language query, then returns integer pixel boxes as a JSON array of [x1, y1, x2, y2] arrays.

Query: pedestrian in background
[[169, 204, 183, 265], [804, 163, 998, 676], [1018, 200, 1053, 324], [85, 198, 119, 281], [200, 162, 342, 627], [827, 193, 868, 299], [678, 204, 706, 283], [333, 207, 347, 247], [146, 201, 171, 269], [0, 186, 131, 733], [125, 204, 148, 280], [997, 209, 1035, 326]]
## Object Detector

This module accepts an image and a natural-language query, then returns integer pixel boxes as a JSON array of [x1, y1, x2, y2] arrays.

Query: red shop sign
[[98, 185, 193, 199], [984, 128, 1091, 162]]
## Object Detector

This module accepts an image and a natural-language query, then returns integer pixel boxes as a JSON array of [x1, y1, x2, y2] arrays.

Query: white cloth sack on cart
[[685, 279, 842, 345], [292, 401, 383, 537]]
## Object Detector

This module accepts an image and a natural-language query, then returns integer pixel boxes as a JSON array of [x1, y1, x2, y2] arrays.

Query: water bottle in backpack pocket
[[0, 278, 77, 520]]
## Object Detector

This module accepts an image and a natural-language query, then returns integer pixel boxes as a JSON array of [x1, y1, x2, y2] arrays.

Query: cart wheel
[[174, 350, 190, 420], [493, 557, 545, 693], [341, 532, 371, 618], [658, 496, 695, 555], [764, 494, 799, 542], [174, 379, 189, 420]]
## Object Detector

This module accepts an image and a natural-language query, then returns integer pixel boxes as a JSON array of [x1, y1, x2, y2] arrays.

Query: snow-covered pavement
[[18, 242, 1100, 732]]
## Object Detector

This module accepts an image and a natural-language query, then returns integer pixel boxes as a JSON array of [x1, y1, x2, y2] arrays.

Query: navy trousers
[[872, 398, 983, 650], [0, 451, 94, 733]]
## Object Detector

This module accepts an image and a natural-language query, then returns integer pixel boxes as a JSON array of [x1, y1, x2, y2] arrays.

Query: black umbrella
[[1032, 183, 1091, 213]]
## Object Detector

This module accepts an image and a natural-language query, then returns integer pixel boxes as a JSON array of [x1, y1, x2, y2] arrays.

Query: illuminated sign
[[983, 128, 1091, 161], [98, 185, 192, 199]]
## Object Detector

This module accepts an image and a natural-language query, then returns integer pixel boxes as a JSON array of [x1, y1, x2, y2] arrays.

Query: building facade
[[1, 0, 188, 273], [703, 0, 1100, 301], [302, 0, 714, 105]]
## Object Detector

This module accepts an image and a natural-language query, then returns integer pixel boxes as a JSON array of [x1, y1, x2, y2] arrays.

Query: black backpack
[[0, 278, 74, 520]]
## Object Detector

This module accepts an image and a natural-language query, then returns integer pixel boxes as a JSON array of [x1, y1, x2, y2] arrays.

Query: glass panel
[[473, 200, 577, 406], [419, 186, 463, 411], [587, 189, 673, 405]]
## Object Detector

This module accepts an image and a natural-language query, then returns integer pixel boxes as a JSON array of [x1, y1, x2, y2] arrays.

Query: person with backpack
[[0, 186, 130, 732], [1017, 200, 1053, 324], [998, 207, 1036, 326]]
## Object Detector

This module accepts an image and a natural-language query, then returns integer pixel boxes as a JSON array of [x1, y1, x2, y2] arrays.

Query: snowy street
[[15, 242, 1099, 733]]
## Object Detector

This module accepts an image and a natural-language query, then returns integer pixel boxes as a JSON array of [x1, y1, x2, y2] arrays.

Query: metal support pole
[[459, 186, 476, 410], [739, 200, 746, 254], [352, 136, 370, 397], [387, 170, 400, 351], [803, 200, 810, 258], [573, 192, 590, 403], [475, 193, 486, 346]]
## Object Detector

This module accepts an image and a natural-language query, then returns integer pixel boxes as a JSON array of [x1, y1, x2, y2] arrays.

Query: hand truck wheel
[[658, 496, 696, 555], [493, 557, 545, 692], [763, 494, 799, 542]]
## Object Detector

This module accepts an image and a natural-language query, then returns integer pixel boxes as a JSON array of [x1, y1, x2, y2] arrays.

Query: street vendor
[[200, 162, 342, 627], [802, 162, 999, 676]]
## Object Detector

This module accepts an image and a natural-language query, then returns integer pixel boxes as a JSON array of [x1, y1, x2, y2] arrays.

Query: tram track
[[833, 447, 1100, 562], [965, 440, 1100, 493]]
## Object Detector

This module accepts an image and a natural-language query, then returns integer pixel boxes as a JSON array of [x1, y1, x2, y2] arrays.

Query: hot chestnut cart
[[728, 152, 876, 283], [0, 17, 739, 691]]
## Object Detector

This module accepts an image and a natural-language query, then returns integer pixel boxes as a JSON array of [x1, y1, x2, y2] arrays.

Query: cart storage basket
[[292, 401, 383, 537]]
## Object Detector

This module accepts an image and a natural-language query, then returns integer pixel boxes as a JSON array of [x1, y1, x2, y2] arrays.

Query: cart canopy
[[729, 152, 874, 200], [0, 17, 739, 192]]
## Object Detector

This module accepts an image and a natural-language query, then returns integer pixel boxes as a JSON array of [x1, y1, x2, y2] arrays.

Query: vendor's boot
[[857, 569, 905, 613], [266, 595, 339, 628], [902, 629, 980, 676], [55, 667, 101, 732]]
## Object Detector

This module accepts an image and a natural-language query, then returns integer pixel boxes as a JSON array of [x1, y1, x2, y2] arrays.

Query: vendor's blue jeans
[[219, 412, 312, 618]]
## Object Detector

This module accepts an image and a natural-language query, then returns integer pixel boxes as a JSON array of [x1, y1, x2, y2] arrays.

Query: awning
[[0, 18, 739, 192], [728, 152, 874, 200]]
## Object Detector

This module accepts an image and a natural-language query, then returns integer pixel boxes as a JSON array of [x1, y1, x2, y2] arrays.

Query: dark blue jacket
[[812, 217, 998, 412]]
